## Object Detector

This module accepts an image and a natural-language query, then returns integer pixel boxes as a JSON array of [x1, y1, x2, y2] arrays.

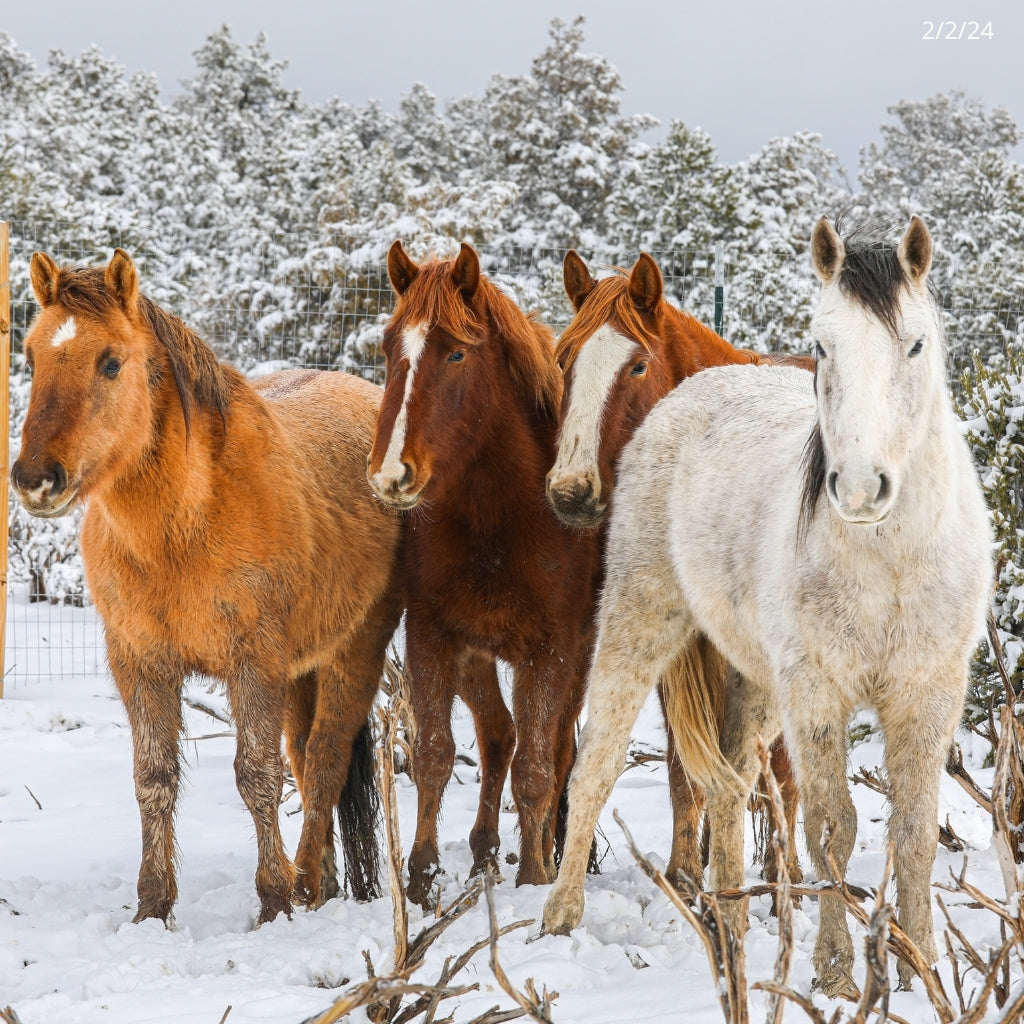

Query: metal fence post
[[1, 222, 10, 696], [714, 243, 724, 336]]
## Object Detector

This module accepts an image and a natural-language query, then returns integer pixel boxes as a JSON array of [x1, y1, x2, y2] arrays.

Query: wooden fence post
[[0, 222, 10, 696]]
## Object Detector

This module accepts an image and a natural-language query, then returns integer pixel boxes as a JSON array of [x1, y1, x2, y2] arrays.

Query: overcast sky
[[4, 1, 1022, 178]]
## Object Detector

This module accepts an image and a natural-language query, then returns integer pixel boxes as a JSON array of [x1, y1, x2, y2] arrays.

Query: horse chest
[[408, 521, 590, 660], [789, 551, 969, 693]]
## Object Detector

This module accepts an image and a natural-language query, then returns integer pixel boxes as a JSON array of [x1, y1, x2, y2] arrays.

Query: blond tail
[[661, 634, 743, 793]]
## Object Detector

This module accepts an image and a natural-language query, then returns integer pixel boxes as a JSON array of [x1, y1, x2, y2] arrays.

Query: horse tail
[[661, 634, 739, 793], [337, 717, 384, 902]]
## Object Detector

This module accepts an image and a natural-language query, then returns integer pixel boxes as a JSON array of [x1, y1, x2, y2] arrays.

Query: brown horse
[[366, 241, 603, 906], [548, 250, 811, 891], [11, 250, 403, 925]]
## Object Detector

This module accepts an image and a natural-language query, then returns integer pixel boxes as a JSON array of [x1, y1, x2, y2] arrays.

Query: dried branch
[[945, 743, 993, 816], [1, 1008, 24, 1024], [820, 835, 955, 1023], [183, 695, 232, 725], [216, 1007, 232, 1024], [614, 809, 748, 1024], [484, 869, 557, 1024], [991, 705, 1024, 907], [757, 740, 794, 1024], [848, 766, 887, 796]]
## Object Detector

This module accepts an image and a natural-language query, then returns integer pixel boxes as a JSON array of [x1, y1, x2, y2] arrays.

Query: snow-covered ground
[[0, 588, 1017, 1023]]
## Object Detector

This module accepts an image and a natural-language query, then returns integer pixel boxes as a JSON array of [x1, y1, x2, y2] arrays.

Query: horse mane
[[49, 265, 231, 436], [555, 270, 734, 373], [833, 222, 910, 338], [395, 258, 562, 420]]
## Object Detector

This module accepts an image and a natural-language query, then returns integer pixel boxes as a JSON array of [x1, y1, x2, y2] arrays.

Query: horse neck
[[663, 308, 750, 380], [438, 370, 557, 532], [91, 379, 231, 554]]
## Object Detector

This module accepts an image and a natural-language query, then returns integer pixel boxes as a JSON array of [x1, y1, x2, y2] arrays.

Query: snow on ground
[[0, 593, 1017, 1023]]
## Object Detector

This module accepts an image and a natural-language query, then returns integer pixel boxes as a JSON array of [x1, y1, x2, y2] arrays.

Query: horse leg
[[108, 636, 184, 924], [761, 736, 804, 912], [291, 661, 376, 908], [227, 665, 294, 925], [785, 688, 858, 1000], [459, 653, 515, 879], [878, 686, 963, 990], [664, 721, 705, 889], [406, 629, 458, 909], [512, 644, 590, 887], [283, 670, 317, 799], [542, 626, 686, 933], [704, 668, 778, 938]]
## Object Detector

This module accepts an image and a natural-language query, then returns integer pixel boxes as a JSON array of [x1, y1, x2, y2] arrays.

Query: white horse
[[542, 216, 992, 997]]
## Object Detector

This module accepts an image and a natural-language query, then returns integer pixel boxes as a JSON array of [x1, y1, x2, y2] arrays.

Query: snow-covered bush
[[961, 346, 1024, 718]]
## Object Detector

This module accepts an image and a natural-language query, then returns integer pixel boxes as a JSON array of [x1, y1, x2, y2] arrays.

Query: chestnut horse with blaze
[[548, 250, 810, 891], [11, 250, 403, 925], [367, 241, 602, 905]]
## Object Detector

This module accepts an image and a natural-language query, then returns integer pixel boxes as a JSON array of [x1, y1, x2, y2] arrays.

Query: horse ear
[[387, 240, 419, 296], [811, 217, 846, 284], [29, 252, 61, 307], [628, 252, 663, 311], [897, 215, 932, 285], [450, 242, 480, 299], [105, 248, 139, 313], [563, 250, 597, 311]]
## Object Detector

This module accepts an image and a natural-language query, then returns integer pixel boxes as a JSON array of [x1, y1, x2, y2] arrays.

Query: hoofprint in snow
[[0, 596, 1015, 1023]]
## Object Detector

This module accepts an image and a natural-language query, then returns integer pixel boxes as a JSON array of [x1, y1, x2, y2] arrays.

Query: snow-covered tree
[[477, 16, 657, 248], [961, 347, 1024, 716], [858, 92, 1024, 367]]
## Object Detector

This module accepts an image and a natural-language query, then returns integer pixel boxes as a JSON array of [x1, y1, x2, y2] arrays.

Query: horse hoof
[[541, 889, 584, 935], [814, 968, 859, 1002], [132, 902, 174, 926], [469, 855, 502, 883], [256, 892, 294, 926], [407, 870, 439, 911]]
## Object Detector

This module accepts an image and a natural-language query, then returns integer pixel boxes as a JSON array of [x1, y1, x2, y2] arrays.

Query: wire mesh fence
[[3, 222, 1023, 687]]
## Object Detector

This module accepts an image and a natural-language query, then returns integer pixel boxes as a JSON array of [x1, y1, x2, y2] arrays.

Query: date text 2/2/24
[[922, 21, 994, 40]]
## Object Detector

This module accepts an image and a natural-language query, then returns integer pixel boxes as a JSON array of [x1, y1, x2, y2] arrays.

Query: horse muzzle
[[366, 459, 426, 510], [545, 472, 606, 529], [11, 457, 80, 518], [826, 464, 894, 524]]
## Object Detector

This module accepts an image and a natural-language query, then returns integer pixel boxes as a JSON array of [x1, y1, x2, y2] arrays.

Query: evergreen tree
[[960, 347, 1024, 717]]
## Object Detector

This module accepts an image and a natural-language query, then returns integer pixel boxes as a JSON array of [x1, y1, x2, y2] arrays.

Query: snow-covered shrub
[[960, 345, 1024, 718]]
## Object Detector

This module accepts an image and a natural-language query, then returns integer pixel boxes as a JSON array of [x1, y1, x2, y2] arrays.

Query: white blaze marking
[[550, 325, 635, 482], [50, 316, 76, 347], [377, 324, 428, 485]]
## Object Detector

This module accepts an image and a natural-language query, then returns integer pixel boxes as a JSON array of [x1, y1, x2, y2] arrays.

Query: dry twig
[[615, 809, 748, 1024], [484, 869, 556, 1024]]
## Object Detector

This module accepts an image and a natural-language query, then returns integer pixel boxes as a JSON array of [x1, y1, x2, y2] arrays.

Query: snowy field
[[0, 588, 1017, 1023]]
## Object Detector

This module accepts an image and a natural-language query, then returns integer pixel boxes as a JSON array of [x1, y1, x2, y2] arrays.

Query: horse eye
[[447, 350, 465, 364], [102, 358, 122, 379], [908, 338, 924, 357], [814, 341, 827, 360], [629, 361, 648, 377]]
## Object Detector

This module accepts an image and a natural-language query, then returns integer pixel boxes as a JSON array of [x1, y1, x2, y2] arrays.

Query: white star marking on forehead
[[50, 316, 77, 348]]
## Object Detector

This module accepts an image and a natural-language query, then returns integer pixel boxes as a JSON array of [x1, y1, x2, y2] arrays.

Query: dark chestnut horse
[[367, 241, 602, 905], [548, 250, 811, 890], [11, 250, 403, 925]]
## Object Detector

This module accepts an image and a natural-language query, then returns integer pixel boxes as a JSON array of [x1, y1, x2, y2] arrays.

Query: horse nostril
[[876, 473, 891, 505], [51, 461, 68, 496], [400, 461, 413, 488], [826, 471, 839, 502]]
